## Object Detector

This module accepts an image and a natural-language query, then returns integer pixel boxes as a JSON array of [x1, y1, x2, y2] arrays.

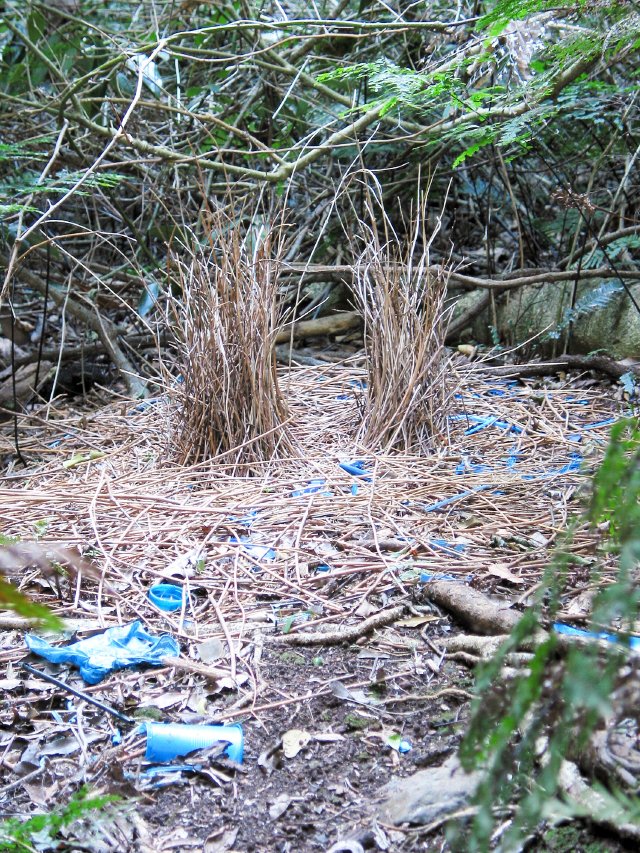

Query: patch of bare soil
[[0, 364, 630, 850]]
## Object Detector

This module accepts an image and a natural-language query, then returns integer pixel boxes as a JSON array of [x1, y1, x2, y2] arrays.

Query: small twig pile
[[353, 196, 454, 453], [166, 216, 292, 468]]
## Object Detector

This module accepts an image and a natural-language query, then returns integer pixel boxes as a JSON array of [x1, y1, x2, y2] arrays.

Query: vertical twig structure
[[354, 206, 453, 453], [168, 219, 292, 467]]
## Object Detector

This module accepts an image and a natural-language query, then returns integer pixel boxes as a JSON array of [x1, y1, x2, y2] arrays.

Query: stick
[[268, 604, 407, 646]]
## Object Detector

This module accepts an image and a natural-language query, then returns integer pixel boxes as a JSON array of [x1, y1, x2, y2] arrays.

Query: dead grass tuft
[[166, 215, 293, 468], [352, 196, 454, 453]]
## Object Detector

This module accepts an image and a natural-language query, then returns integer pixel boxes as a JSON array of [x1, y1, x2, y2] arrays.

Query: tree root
[[268, 604, 408, 646]]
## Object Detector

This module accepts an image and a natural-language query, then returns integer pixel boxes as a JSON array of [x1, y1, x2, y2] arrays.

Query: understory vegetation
[[458, 417, 640, 849]]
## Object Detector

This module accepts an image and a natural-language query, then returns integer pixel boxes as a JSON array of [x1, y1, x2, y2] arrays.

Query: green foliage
[[479, 1, 588, 35], [0, 575, 63, 630], [0, 786, 121, 852], [453, 418, 640, 850], [545, 281, 624, 341]]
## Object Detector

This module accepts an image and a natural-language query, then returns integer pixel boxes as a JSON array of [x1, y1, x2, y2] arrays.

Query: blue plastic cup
[[141, 721, 244, 764]]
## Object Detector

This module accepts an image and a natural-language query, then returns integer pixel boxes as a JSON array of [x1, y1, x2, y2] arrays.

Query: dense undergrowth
[[0, 0, 638, 393]]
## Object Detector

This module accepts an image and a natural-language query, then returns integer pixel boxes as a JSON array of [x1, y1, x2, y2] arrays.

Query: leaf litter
[[0, 363, 628, 850]]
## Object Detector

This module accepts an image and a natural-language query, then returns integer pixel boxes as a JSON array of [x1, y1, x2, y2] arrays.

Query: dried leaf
[[488, 564, 524, 584], [204, 828, 239, 852], [197, 637, 225, 663], [269, 793, 294, 819], [282, 728, 311, 759]]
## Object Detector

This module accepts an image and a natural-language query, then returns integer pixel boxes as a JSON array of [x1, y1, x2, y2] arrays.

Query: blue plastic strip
[[420, 571, 473, 584], [554, 622, 640, 650], [339, 460, 372, 480], [581, 418, 616, 430], [449, 415, 523, 435], [429, 538, 466, 554], [455, 457, 492, 474], [420, 484, 491, 512], [291, 479, 333, 497]]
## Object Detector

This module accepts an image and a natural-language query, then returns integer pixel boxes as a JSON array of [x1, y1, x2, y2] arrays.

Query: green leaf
[[0, 576, 63, 630]]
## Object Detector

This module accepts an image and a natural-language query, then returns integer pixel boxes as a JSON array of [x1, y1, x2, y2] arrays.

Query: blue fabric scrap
[[25, 621, 179, 685]]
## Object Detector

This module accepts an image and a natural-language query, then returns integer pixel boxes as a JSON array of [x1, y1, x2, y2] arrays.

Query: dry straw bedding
[[0, 364, 621, 664]]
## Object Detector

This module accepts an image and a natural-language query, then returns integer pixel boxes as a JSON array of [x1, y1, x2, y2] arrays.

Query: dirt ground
[[0, 363, 633, 851]]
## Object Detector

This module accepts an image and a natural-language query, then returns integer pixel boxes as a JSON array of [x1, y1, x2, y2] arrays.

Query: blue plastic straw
[[339, 460, 372, 480], [420, 484, 491, 512]]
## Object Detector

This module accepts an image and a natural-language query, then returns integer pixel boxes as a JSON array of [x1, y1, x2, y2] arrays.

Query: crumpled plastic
[[25, 620, 180, 684]]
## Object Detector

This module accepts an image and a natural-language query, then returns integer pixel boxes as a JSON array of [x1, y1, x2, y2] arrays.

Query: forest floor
[[0, 360, 633, 851]]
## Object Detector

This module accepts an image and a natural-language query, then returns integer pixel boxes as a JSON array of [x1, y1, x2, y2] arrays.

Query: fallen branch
[[162, 654, 232, 685], [275, 311, 361, 343], [280, 262, 640, 291], [269, 603, 408, 646], [480, 353, 640, 381]]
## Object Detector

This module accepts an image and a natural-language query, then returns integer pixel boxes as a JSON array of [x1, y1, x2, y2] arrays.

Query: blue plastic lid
[[148, 583, 184, 612]]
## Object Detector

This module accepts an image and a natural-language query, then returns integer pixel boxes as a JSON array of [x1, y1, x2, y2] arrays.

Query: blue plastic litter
[[449, 414, 523, 435], [420, 571, 472, 584], [25, 621, 180, 685], [351, 483, 359, 496], [429, 538, 466, 554], [504, 449, 521, 468], [398, 740, 412, 754], [581, 418, 616, 430], [522, 452, 583, 481], [455, 457, 492, 474], [339, 460, 372, 480], [315, 564, 332, 573], [48, 432, 76, 448], [130, 398, 161, 414], [148, 583, 184, 612], [291, 479, 333, 498], [554, 622, 640, 651], [140, 721, 244, 763], [420, 571, 457, 582], [228, 509, 258, 526], [228, 536, 276, 561], [420, 484, 491, 512]]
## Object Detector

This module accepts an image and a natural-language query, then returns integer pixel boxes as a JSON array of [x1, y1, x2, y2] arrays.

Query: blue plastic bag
[[25, 621, 180, 684]]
